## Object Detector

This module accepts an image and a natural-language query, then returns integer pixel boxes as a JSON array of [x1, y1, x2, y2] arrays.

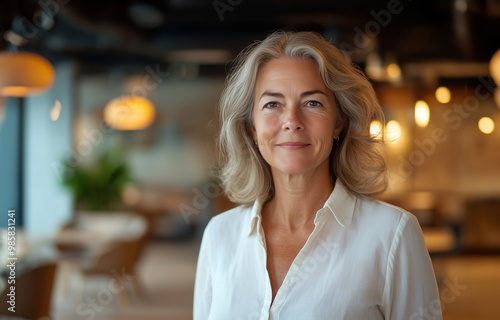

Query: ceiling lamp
[[435, 86, 451, 104], [370, 120, 383, 140], [415, 100, 430, 128], [490, 48, 500, 84], [104, 96, 155, 130], [365, 52, 384, 81], [478, 117, 494, 134], [385, 120, 401, 142], [0, 51, 55, 97], [386, 63, 402, 82]]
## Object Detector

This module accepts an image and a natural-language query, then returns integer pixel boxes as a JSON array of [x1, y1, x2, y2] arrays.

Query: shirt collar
[[246, 180, 357, 237], [246, 197, 263, 237]]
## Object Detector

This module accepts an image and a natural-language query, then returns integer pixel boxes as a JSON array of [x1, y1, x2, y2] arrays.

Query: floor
[[53, 239, 199, 320], [52, 239, 500, 320]]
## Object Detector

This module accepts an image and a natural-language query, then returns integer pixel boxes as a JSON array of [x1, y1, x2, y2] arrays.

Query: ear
[[334, 118, 343, 137], [332, 96, 344, 137]]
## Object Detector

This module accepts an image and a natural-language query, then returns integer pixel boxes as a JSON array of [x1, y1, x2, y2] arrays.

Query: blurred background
[[0, 0, 499, 319]]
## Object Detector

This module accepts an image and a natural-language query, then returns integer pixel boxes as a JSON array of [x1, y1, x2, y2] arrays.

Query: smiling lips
[[277, 142, 310, 149]]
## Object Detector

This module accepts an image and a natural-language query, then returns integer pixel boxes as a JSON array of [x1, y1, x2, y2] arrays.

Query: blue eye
[[306, 101, 321, 107], [264, 102, 279, 109]]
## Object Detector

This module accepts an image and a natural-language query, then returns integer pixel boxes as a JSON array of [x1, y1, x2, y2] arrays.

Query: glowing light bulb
[[387, 63, 401, 79], [386, 120, 401, 142], [435, 86, 451, 104], [370, 120, 383, 139], [490, 48, 500, 84], [478, 117, 494, 134], [415, 100, 430, 128]]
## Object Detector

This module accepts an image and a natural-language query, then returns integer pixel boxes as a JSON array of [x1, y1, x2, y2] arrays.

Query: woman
[[194, 31, 442, 320]]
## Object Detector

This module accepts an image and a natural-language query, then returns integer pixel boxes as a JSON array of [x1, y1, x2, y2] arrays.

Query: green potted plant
[[61, 145, 131, 212]]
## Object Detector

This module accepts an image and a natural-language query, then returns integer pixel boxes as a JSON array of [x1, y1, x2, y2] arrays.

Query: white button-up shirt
[[193, 181, 442, 319]]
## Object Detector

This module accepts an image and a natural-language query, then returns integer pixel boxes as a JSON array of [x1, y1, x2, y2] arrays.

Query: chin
[[272, 163, 314, 176], [269, 156, 330, 177]]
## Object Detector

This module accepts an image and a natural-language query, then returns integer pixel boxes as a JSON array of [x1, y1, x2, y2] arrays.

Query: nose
[[282, 107, 304, 132]]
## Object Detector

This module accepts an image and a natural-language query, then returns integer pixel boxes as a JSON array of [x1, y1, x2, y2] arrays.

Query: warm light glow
[[435, 86, 451, 104], [495, 88, 500, 109], [490, 48, 500, 84], [454, 0, 468, 13], [386, 120, 401, 142], [104, 96, 155, 130], [415, 100, 430, 128], [365, 53, 384, 81], [0, 51, 55, 97], [478, 117, 495, 134], [387, 63, 401, 79], [50, 100, 61, 121], [370, 120, 383, 139]]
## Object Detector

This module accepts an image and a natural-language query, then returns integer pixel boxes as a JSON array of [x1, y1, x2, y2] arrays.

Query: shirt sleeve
[[193, 221, 213, 320], [382, 212, 442, 320]]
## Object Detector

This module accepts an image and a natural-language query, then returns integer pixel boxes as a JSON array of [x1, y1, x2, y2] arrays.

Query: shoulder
[[357, 197, 415, 225], [199, 204, 254, 264], [349, 198, 427, 271], [353, 197, 420, 241], [210, 204, 251, 227], [203, 203, 253, 240]]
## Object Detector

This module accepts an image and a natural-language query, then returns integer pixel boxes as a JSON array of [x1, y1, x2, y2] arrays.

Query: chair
[[73, 233, 148, 305], [56, 212, 149, 306], [0, 262, 57, 319]]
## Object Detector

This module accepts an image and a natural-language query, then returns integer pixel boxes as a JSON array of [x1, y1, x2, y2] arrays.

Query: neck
[[263, 163, 334, 232]]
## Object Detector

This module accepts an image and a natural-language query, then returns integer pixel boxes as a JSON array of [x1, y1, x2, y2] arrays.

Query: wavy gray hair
[[217, 30, 387, 206]]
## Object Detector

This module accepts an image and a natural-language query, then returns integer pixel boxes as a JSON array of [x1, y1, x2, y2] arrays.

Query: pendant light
[[0, 51, 55, 97], [104, 96, 156, 130]]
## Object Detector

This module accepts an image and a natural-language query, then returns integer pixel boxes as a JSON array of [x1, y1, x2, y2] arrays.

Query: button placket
[[258, 224, 273, 320], [264, 208, 330, 318], [286, 216, 328, 285], [271, 219, 327, 317]]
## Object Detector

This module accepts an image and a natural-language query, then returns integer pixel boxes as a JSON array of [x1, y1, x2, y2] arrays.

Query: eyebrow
[[259, 90, 328, 100]]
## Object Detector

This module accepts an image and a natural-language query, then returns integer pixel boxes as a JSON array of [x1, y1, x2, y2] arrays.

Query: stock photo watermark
[[337, 0, 411, 55], [213, 0, 243, 22], [4, 210, 17, 313], [51, 64, 169, 180], [4, 0, 71, 50], [180, 181, 223, 223], [408, 277, 467, 320], [236, 233, 341, 320], [76, 268, 136, 320], [395, 75, 496, 180], [286, 233, 340, 287]]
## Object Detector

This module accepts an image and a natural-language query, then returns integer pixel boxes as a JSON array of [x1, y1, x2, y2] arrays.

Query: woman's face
[[252, 58, 342, 177]]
